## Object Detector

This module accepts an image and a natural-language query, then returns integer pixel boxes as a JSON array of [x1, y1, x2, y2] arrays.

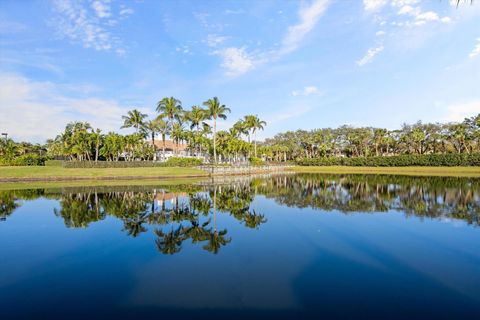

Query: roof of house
[[148, 139, 188, 151]]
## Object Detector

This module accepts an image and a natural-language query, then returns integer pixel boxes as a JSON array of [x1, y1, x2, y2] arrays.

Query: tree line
[[264, 114, 480, 160], [45, 96, 267, 164]]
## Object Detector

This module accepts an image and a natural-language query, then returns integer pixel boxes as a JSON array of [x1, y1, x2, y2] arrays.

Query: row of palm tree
[[120, 96, 266, 163]]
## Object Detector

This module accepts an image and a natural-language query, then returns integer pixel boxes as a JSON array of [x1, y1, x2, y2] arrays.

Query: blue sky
[[0, 0, 479, 143]]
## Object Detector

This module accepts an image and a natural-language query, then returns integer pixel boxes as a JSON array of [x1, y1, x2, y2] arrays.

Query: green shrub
[[0, 154, 46, 166], [249, 157, 265, 166], [164, 157, 203, 167], [296, 153, 480, 167], [62, 157, 203, 168]]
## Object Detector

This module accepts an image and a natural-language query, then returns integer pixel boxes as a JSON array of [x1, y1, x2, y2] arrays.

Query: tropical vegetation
[[1, 95, 479, 167]]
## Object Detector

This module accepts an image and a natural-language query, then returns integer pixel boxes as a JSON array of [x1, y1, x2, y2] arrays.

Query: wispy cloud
[[204, 34, 228, 47], [357, 45, 384, 66], [469, 37, 480, 58], [280, 0, 330, 55], [363, 0, 387, 12], [91, 0, 111, 19], [440, 100, 480, 122], [0, 72, 134, 142], [210, 0, 330, 77], [51, 0, 133, 53], [292, 86, 322, 97], [216, 47, 256, 77]]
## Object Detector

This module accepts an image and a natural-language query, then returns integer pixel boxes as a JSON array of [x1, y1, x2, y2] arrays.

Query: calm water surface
[[1, 174, 480, 319]]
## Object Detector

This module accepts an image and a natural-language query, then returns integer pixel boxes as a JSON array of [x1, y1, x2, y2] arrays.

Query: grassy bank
[[0, 178, 207, 191], [0, 166, 207, 182], [292, 166, 480, 177]]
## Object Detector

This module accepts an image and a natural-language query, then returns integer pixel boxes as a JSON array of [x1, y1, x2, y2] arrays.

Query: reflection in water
[[1, 174, 479, 254]]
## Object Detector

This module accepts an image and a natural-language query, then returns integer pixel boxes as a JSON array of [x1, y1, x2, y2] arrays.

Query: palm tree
[[244, 115, 266, 157], [91, 129, 102, 162], [155, 117, 170, 161], [188, 106, 208, 156], [203, 97, 231, 163], [144, 119, 161, 160], [156, 97, 183, 126], [121, 109, 147, 133]]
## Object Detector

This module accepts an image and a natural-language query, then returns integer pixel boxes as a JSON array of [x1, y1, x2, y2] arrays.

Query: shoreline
[[0, 165, 479, 183], [292, 166, 480, 177]]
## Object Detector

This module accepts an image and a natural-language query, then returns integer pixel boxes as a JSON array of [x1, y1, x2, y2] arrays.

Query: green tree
[[121, 109, 147, 133], [203, 97, 231, 163]]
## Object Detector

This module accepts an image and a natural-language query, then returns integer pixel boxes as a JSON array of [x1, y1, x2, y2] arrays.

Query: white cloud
[[364, 0, 387, 12], [119, 7, 134, 16], [469, 37, 480, 58], [208, 1, 330, 77], [52, 0, 132, 53], [441, 100, 480, 122], [204, 34, 228, 47], [0, 73, 134, 142], [376, 30, 386, 36], [91, 0, 111, 19], [280, 0, 330, 54], [356, 45, 384, 66], [216, 47, 255, 76], [390, 1, 451, 27], [292, 86, 322, 97]]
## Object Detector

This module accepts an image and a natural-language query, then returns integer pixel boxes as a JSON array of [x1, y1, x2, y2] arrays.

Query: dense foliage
[[62, 157, 202, 168], [266, 114, 480, 161], [2, 94, 480, 167], [296, 153, 480, 167]]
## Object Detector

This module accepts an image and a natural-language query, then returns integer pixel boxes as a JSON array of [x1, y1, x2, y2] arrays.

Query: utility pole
[[1, 133, 7, 141]]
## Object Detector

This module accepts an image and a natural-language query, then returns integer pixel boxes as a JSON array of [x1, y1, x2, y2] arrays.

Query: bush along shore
[[47, 157, 203, 168], [296, 153, 480, 167]]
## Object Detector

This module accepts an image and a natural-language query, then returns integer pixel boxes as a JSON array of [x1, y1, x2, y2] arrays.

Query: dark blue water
[[1, 174, 480, 319]]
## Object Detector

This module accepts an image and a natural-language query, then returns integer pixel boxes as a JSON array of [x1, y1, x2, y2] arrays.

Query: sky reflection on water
[[1, 174, 480, 319]]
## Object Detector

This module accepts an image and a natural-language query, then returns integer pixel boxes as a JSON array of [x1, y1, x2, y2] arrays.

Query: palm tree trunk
[[162, 134, 166, 161], [213, 118, 217, 164], [254, 130, 257, 158], [152, 132, 157, 161], [95, 141, 99, 162]]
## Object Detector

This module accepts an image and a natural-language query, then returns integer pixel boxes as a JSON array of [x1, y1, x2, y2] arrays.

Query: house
[[148, 139, 196, 161]]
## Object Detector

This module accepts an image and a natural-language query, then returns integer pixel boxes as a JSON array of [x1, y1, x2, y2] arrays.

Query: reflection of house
[[148, 140, 189, 160], [155, 191, 186, 206]]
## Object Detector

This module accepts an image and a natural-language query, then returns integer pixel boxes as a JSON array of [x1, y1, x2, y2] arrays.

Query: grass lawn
[[0, 166, 208, 181], [291, 166, 480, 177]]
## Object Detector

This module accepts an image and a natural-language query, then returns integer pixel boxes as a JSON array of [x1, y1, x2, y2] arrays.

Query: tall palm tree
[[203, 97, 231, 163], [121, 109, 147, 133], [244, 115, 266, 157], [155, 117, 170, 161], [188, 106, 208, 156], [91, 128, 102, 162], [156, 97, 183, 126], [144, 119, 161, 160]]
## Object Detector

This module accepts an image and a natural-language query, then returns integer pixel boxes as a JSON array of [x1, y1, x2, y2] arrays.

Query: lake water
[[1, 174, 480, 319]]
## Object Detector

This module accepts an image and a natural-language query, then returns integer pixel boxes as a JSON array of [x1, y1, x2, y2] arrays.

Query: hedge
[[295, 153, 480, 167], [0, 154, 47, 166], [62, 157, 203, 168]]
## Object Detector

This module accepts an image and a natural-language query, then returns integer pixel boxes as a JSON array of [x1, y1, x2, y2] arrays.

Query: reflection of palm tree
[[242, 210, 267, 229], [0, 191, 19, 221], [154, 226, 186, 255], [123, 212, 148, 237], [202, 185, 231, 254], [202, 229, 230, 254], [185, 219, 211, 244]]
